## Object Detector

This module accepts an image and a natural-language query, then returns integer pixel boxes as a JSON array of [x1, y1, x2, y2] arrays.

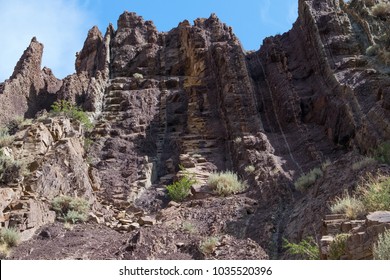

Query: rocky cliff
[[1, 0, 390, 260]]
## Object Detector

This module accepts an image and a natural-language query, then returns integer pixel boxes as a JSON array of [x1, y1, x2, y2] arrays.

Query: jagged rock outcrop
[[1, 0, 390, 260], [0, 117, 97, 241], [0, 38, 62, 124]]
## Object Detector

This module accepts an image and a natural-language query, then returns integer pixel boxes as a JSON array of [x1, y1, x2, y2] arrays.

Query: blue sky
[[0, 0, 298, 81]]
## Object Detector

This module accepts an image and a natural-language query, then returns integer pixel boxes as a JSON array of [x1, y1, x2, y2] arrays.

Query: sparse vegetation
[[0, 127, 14, 148], [208, 171, 248, 196], [133, 73, 143, 80], [244, 165, 255, 174], [199, 236, 219, 255], [358, 174, 390, 212], [0, 243, 10, 259], [373, 229, 390, 260], [182, 221, 198, 234], [328, 234, 350, 260], [0, 228, 20, 247], [294, 168, 323, 192], [330, 192, 366, 219], [64, 210, 88, 224], [374, 141, 390, 164], [0, 155, 27, 184], [51, 100, 93, 130], [166, 168, 196, 202], [351, 157, 376, 170], [51, 195, 89, 224], [371, 2, 390, 18], [283, 237, 320, 260]]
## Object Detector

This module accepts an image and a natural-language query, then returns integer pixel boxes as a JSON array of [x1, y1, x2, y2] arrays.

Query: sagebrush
[[208, 171, 247, 196], [51, 196, 89, 224], [358, 174, 390, 212], [199, 237, 219, 255], [0, 228, 20, 247], [330, 192, 366, 219], [294, 168, 323, 192], [373, 230, 390, 260]]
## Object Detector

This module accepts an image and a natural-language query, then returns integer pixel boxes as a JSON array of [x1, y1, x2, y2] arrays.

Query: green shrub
[[51, 195, 90, 224], [51, 100, 93, 130], [0, 156, 26, 184], [371, 3, 390, 18], [294, 168, 323, 192], [328, 234, 350, 260], [208, 171, 248, 196], [330, 192, 366, 219], [374, 141, 390, 164], [0, 228, 20, 247], [373, 229, 390, 260], [199, 236, 219, 255], [359, 175, 390, 212], [64, 210, 88, 224], [366, 44, 380, 56], [166, 169, 196, 202], [283, 237, 320, 260]]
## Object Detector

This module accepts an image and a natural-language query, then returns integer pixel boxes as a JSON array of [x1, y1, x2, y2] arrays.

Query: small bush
[[133, 73, 143, 80], [182, 222, 198, 234], [294, 168, 323, 192], [51, 100, 93, 130], [199, 236, 219, 255], [0, 127, 14, 148], [328, 234, 350, 260], [351, 157, 376, 170], [208, 171, 248, 196], [373, 229, 390, 260], [64, 210, 88, 224], [0, 228, 20, 247], [283, 237, 320, 260], [0, 243, 10, 259], [0, 156, 26, 184], [51, 196, 90, 224], [330, 192, 366, 219], [359, 175, 390, 212], [371, 3, 390, 18], [244, 165, 255, 174], [166, 170, 196, 202]]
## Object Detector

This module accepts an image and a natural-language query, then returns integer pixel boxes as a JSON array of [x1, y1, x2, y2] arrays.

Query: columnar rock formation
[[1, 0, 390, 259]]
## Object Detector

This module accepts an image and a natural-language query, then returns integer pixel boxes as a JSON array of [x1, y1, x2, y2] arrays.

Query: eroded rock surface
[[1, 0, 390, 259]]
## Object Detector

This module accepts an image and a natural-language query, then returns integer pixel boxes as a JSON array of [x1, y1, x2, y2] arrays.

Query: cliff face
[[1, 0, 390, 260]]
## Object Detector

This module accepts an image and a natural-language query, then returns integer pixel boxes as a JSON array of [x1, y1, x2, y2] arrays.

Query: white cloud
[[0, 0, 94, 81]]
